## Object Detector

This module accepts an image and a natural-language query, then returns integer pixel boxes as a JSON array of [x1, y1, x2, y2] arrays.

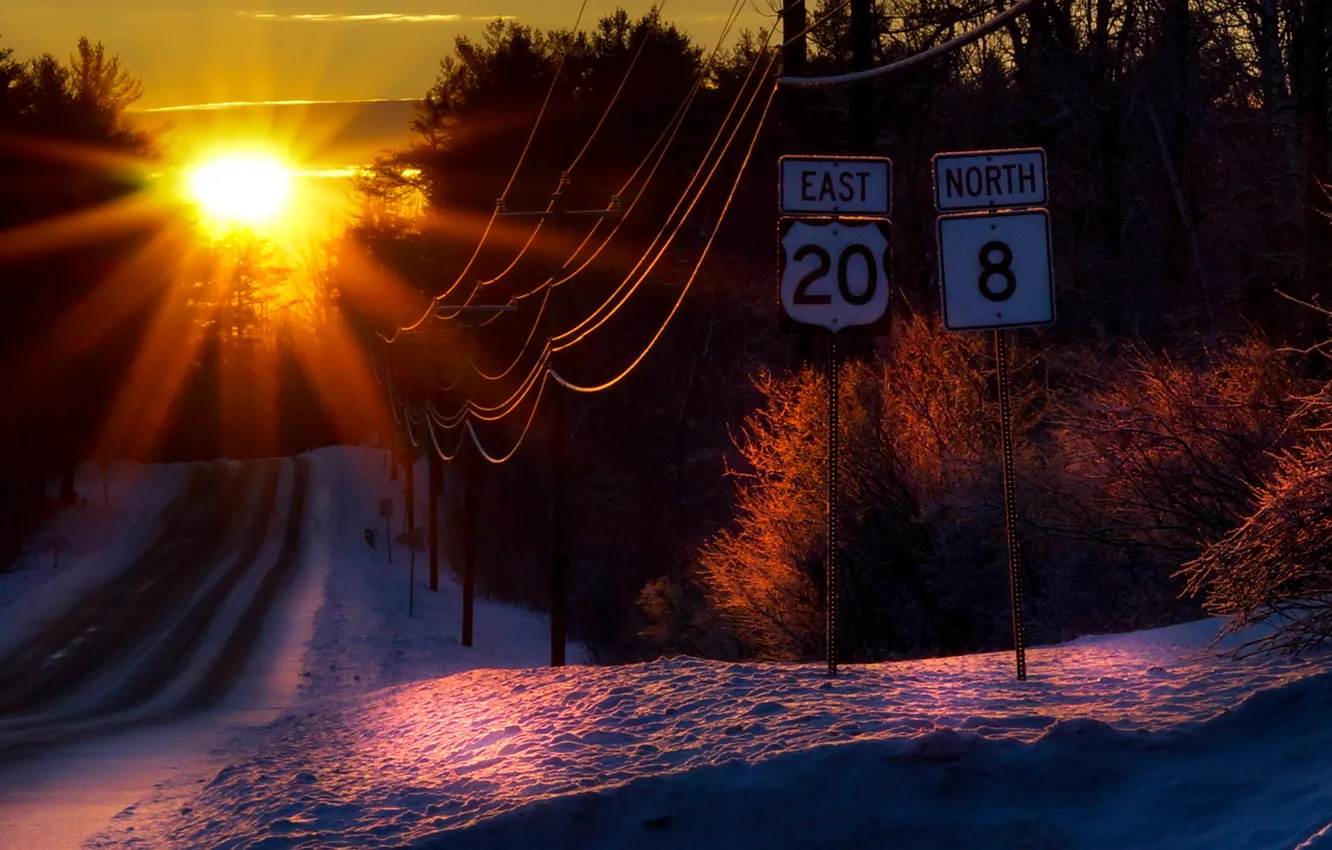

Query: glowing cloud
[[240, 12, 516, 23]]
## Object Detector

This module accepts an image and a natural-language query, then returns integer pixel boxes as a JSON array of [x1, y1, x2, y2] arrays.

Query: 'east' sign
[[933, 148, 1046, 212], [780, 156, 892, 216]]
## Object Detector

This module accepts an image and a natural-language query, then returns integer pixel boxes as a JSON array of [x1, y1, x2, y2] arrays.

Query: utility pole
[[423, 302, 516, 641], [404, 447, 415, 536], [496, 178, 621, 666], [844, 0, 878, 364], [850, 0, 875, 154], [428, 444, 442, 593], [462, 445, 478, 647], [1302, 0, 1329, 345], [387, 343, 398, 482], [783, 0, 815, 373]]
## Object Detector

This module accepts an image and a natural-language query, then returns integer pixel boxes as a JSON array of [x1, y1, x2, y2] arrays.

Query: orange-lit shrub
[[692, 310, 1017, 660], [682, 321, 1308, 660], [1031, 334, 1308, 635], [693, 366, 829, 659], [1179, 439, 1332, 655], [1047, 336, 1302, 557]]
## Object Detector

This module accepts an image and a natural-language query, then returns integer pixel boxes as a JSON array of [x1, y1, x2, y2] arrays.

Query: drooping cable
[[419, 0, 748, 400], [553, 43, 776, 352], [380, 0, 591, 341], [780, 0, 1036, 86], [550, 68, 780, 393], [565, 1, 667, 177], [406, 1, 822, 461]]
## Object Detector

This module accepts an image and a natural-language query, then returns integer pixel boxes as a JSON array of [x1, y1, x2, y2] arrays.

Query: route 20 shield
[[778, 218, 891, 334]]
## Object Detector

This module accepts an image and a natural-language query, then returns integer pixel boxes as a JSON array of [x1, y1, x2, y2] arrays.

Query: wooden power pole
[[496, 179, 621, 666]]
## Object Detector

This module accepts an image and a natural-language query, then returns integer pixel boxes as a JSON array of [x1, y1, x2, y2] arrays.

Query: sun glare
[[187, 153, 293, 228]]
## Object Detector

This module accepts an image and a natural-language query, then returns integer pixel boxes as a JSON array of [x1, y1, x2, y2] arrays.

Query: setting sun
[[186, 153, 293, 228]]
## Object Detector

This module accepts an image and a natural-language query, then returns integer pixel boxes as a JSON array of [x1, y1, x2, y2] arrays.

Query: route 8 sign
[[778, 218, 891, 334], [937, 209, 1054, 331]]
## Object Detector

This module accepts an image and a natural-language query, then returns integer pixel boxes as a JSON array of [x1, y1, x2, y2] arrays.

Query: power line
[[435, 0, 747, 334], [565, 1, 669, 177], [419, 2, 758, 427], [429, 343, 551, 425], [552, 42, 775, 352], [400, 0, 830, 461], [501, 0, 591, 198], [379, 0, 591, 341], [492, 0, 852, 350], [423, 369, 553, 464], [779, 0, 1037, 86], [550, 65, 781, 393], [431, 21, 760, 405]]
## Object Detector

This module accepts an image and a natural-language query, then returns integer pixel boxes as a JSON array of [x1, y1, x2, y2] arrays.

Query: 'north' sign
[[933, 148, 1046, 212], [780, 156, 892, 216]]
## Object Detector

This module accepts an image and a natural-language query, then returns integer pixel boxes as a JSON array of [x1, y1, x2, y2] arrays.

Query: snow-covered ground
[[6, 447, 1332, 849]]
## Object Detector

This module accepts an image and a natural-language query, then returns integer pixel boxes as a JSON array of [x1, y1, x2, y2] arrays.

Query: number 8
[[978, 240, 1016, 302]]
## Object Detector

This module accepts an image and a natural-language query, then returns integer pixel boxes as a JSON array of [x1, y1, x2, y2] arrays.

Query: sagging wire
[[379, 0, 591, 342], [412, 0, 748, 398], [550, 70, 781, 393], [553, 45, 779, 354]]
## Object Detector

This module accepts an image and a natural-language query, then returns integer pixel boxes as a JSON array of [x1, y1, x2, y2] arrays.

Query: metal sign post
[[778, 155, 892, 676], [403, 527, 426, 619], [825, 332, 841, 675], [994, 330, 1027, 679], [932, 147, 1054, 681], [378, 497, 394, 564]]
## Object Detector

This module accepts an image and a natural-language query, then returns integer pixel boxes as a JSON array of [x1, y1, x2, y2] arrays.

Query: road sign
[[779, 218, 891, 333], [933, 148, 1046, 212], [937, 209, 1054, 331], [378, 497, 394, 519], [780, 156, 892, 216]]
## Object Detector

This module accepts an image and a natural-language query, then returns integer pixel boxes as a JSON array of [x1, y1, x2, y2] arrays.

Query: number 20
[[792, 244, 879, 306]]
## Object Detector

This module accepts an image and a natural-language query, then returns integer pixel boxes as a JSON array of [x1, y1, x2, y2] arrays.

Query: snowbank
[[90, 609, 1332, 849]]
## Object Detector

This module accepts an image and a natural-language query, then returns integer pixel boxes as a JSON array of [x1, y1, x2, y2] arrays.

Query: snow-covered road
[[0, 457, 309, 754], [0, 446, 574, 848]]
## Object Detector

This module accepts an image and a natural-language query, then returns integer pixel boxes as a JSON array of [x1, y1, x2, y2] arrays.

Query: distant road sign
[[378, 498, 395, 519], [933, 148, 1046, 212], [780, 156, 892, 216], [779, 218, 891, 333], [937, 209, 1054, 331]]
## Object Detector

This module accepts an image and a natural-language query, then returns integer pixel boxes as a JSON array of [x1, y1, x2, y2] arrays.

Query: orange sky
[[2, 1, 768, 110]]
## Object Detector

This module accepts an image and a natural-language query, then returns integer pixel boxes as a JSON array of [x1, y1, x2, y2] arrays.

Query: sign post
[[778, 154, 892, 676], [933, 147, 1053, 681], [98, 456, 109, 509], [403, 527, 426, 619], [378, 497, 394, 565]]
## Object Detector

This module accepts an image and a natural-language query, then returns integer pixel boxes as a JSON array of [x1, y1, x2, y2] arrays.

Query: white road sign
[[779, 218, 891, 333], [937, 210, 1054, 331], [933, 148, 1046, 212], [780, 156, 892, 216]]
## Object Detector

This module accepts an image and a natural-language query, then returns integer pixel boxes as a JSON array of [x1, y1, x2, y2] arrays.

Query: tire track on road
[[96, 458, 283, 715], [0, 462, 252, 716], [191, 455, 310, 708], [0, 457, 312, 760]]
